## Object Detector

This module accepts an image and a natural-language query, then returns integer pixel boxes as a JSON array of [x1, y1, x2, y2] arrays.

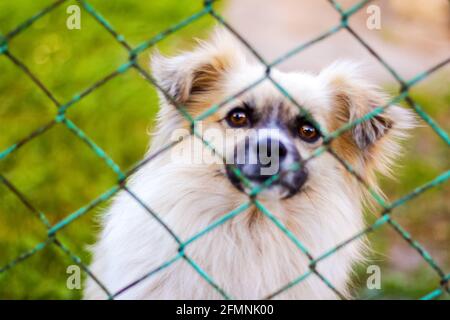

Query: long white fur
[[84, 30, 415, 300]]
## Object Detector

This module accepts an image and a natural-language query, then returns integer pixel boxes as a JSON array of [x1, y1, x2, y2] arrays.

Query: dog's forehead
[[247, 97, 296, 125], [225, 66, 331, 121]]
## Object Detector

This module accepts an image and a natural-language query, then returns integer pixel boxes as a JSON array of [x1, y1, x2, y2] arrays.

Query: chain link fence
[[0, 0, 448, 299]]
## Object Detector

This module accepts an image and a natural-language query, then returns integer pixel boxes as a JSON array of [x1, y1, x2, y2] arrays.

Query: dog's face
[[151, 30, 415, 203], [201, 79, 331, 200]]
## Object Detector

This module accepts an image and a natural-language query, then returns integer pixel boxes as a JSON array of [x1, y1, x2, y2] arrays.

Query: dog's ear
[[150, 29, 246, 108], [320, 61, 416, 181]]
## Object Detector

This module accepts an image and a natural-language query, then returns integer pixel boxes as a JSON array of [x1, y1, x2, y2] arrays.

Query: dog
[[84, 29, 415, 299]]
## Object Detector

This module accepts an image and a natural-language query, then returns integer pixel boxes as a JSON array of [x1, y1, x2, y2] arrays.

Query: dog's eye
[[298, 122, 320, 142], [226, 108, 249, 128]]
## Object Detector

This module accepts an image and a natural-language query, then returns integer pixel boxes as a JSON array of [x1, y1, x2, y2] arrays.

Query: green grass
[[0, 0, 215, 299], [0, 0, 448, 300], [352, 77, 450, 300]]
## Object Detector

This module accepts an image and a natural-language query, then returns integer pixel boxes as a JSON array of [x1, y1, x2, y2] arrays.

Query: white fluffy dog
[[85, 30, 415, 299]]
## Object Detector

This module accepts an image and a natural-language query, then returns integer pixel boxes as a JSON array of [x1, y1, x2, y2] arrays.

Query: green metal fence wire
[[0, 0, 449, 300]]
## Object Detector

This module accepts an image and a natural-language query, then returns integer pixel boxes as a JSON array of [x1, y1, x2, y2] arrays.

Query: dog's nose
[[234, 136, 296, 182], [255, 137, 287, 180], [226, 133, 307, 198], [258, 137, 287, 163]]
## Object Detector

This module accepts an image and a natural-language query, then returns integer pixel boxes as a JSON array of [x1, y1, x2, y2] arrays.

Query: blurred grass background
[[0, 0, 448, 299]]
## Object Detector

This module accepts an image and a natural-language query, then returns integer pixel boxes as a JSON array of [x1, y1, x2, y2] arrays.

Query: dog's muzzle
[[225, 134, 308, 198]]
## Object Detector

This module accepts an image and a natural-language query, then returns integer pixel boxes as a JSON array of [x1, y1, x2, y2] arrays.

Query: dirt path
[[223, 0, 450, 83]]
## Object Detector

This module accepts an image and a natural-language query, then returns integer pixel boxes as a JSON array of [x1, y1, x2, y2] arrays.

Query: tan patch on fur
[[328, 93, 364, 182], [326, 77, 398, 191], [181, 54, 233, 129]]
